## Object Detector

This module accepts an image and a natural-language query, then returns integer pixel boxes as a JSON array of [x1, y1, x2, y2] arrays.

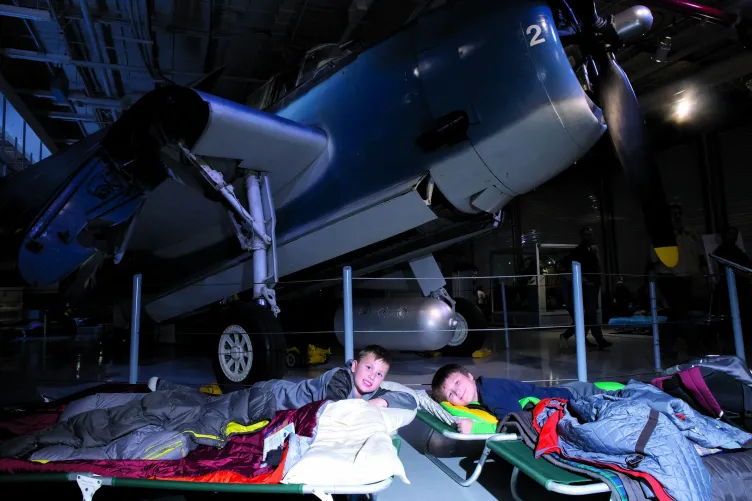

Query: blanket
[[533, 381, 752, 501], [282, 399, 410, 486], [499, 411, 652, 501], [0, 384, 323, 482]]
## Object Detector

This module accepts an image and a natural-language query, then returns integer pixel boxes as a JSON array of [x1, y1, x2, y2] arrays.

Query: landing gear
[[441, 297, 486, 356], [176, 147, 286, 385], [211, 302, 287, 388], [408, 254, 487, 356]]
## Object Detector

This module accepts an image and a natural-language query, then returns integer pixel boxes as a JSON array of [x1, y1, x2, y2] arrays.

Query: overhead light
[[654, 36, 671, 63], [675, 99, 692, 120], [671, 89, 698, 123]]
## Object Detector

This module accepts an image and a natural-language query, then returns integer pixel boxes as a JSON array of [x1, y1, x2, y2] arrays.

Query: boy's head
[[349, 345, 392, 396], [431, 364, 478, 407]]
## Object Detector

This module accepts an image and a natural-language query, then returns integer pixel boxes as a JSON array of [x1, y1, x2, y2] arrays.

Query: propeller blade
[[597, 55, 678, 268]]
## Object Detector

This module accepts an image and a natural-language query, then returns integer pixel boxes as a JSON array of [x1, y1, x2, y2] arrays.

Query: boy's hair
[[431, 364, 471, 401], [355, 344, 392, 366]]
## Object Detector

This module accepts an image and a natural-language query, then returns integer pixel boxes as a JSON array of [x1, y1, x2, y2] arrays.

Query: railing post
[[343, 266, 354, 363], [649, 280, 661, 372], [726, 267, 746, 363], [129, 273, 142, 384], [501, 281, 510, 351], [572, 262, 588, 382]]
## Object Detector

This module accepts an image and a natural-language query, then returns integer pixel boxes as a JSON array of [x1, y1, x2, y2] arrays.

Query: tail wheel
[[211, 302, 287, 389], [286, 348, 304, 368], [441, 297, 486, 356]]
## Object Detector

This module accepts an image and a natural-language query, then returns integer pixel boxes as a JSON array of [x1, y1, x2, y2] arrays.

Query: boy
[[431, 364, 576, 433], [255, 344, 417, 411]]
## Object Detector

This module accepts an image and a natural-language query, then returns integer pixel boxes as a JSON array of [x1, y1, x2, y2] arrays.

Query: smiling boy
[[255, 344, 417, 411], [431, 364, 573, 433]]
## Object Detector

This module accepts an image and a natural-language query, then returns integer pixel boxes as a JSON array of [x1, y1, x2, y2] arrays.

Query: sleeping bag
[[440, 402, 498, 434], [533, 380, 752, 501], [0, 381, 276, 461], [653, 355, 752, 432]]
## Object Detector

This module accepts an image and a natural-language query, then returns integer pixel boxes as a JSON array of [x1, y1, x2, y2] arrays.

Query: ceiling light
[[675, 99, 692, 120]]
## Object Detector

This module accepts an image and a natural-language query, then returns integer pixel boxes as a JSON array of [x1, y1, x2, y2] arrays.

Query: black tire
[[211, 302, 287, 389], [286, 349, 304, 368], [440, 297, 486, 356]]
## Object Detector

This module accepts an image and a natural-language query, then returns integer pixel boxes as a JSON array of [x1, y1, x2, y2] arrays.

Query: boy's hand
[[456, 418, 473, 434], [368, 398, 388, 408]]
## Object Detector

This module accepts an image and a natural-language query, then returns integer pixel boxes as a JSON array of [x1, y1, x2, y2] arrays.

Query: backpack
[[651, 355, 752, 432]]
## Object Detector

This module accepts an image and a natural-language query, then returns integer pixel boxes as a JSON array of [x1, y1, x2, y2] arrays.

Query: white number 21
[[526, 24, 546, 47]]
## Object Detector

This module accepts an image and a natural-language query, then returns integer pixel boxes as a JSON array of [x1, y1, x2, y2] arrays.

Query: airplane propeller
[[572, 1, 679, 268], [595, 53, 678, 268]]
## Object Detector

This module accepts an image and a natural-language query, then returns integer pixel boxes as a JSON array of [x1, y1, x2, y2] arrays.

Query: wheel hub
[[218, 325, 254, 382], [448, 313, 469, 347]]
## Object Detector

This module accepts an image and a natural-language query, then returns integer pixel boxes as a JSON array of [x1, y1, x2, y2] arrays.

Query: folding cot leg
[[510, 467, 524, 501], [423, 444, 493, 487], [76, 475, 102, 501]]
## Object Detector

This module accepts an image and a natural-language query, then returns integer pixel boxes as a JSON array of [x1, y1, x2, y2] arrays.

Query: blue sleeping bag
[[608, 315, 667, 326]]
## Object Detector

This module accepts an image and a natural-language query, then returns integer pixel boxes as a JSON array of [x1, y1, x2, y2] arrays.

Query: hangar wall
[[443, 123, 752, 311]]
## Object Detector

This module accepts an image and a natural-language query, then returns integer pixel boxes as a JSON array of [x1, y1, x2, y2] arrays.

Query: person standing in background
[[649, 203, 706, 357], [558, 227, 612, 350]]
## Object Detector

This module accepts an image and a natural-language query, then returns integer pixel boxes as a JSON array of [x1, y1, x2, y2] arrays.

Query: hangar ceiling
[[0, 0, 749, 176]]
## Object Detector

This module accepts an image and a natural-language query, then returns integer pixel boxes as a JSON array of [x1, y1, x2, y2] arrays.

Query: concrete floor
[[0, 326, 661, 500]]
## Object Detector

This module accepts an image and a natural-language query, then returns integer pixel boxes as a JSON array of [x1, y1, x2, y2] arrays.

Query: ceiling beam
[[0, 4, 51, 21], [42, 111, 100, 123], [16, 89, 131, 110], [0, 71, 58, 154], [0, 48, 266, 84]]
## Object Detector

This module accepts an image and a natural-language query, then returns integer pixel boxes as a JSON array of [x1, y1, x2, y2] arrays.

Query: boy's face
[[441, 371, 478, 407], [350, 353, 389, 396]]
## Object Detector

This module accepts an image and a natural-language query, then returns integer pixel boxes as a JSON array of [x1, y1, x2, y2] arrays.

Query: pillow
[[378, 381, 418, 431], [282, 399, 409, 486]]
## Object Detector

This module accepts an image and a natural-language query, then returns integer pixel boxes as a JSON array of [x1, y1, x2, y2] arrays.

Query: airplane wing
[[0, 86, 329, 287], [105, 86, 329, 191], [188, 90, 328, 188]]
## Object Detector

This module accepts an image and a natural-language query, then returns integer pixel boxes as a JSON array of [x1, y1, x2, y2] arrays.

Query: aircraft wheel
[[441, 297, 486, 356], [211, 302, 287, 389], [286, 348, 304, 368]]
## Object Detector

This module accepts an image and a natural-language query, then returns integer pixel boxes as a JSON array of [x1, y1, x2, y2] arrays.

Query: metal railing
[[122, 256, 749, 385]]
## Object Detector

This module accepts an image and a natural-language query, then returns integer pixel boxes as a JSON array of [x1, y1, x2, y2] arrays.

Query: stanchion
[[501, 281, 509, 351], [572, 262, 587, 382], [343, 266, 354, 363], [129, 273, 142, 384], [649, 281, 661, 372], [726, 267, 746, 364]]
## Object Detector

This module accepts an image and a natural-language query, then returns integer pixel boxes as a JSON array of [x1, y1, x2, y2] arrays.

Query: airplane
[[0, 0, 743, 387]]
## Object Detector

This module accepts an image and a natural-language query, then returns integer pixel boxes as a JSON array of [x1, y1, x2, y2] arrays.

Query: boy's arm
[[256, 367, 353, 410], [373, 388, 418, 411]]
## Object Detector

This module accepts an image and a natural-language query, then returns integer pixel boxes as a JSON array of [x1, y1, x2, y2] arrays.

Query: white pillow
[[282, 399, 409, 486], [378, 381, 418, 431]]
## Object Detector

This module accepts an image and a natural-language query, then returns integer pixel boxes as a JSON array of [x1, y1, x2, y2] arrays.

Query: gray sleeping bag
[[0, 383, 276, 461], [32, 393, 193, 461]]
